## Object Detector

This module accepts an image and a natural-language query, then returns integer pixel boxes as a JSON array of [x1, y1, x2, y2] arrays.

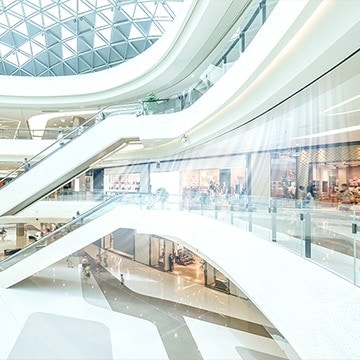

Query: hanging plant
[[144, 92, 159, 114]]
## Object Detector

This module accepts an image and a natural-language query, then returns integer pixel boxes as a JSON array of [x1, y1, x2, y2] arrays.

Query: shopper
[[81, 256, 89, 269], [57, 130, 65, 146], [304, 185, 314, 207], [23, 158, 30, 172], [297, 186, 306, 208], [66, 254, 73, 268], [0, 227, 7, 240], [95, 254, 101, 272], [102, 250, 109, 267], [168, 253, 174, 272]]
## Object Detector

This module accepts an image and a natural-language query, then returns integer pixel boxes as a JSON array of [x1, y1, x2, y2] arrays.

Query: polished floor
[[0, 228, 290, 360]]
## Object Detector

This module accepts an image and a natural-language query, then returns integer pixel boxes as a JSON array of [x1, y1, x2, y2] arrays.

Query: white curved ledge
[[0, 0, 249, 109]]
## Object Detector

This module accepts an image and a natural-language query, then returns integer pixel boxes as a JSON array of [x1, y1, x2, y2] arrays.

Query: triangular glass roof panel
[[30, 41, 43, 56], [65, 57, 78, 73], [6, 12, 21, 27], [19, 41, 32, 56], [10, 31, 29, 48], [6, 52, 19, 66], [0, 26, 6, 37], [14, 23, 29, 38], [78, 52, 93, 68], [33, 52, 49, 67], [95, 12, 109, 29], [77, 0, 93, 14], [121, 4, 136, 19], [32, 34, 46, 48], [58, 5, 74, 21], [45, 31, 61, 47], [96, 47, 111, 62], [0, 43, 12, 57], [22, 60, 36, 75], [42, 13, 58, 28], [0, 0, 184, 76], [50, 62, 65, 76], [48, 51, 62, 67], [110, 44, 126, 61], [93, 33, 107, 49], [61, 27, 74, 41], [1, 61, 18, 75], [62, 44, 75, 60], [78, 37, 93, 53], [92, 51, 107, 67], [128, 24, 143, 40], [148, 22, 162, 37], [33, 60, 48, 75], [0, 30, 17, 46], [22, 3, 38, 18], [133, 4, 149, 20], [98, 28, 112, 45], [26, 21, 43, 38]]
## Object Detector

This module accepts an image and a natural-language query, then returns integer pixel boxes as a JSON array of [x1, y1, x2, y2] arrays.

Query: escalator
[[0, 108, 140, 217], [0, 192, 154, 288]]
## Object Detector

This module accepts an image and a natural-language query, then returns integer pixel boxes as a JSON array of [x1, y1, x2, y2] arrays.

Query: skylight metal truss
[[0, 0, 183, 76]]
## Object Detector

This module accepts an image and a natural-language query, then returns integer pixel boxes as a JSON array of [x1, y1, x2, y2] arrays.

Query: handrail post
[[269, 198, 277, 242], [304, 211, 312, 258]]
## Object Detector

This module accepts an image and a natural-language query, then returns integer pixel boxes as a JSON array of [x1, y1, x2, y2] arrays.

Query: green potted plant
[[144, 92, 159, 114]]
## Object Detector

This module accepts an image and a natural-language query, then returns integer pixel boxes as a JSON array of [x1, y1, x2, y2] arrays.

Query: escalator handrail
[[0, 192, 154, 271], [0, 102, 142, 185]]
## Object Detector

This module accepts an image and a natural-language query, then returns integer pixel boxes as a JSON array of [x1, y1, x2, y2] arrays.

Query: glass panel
[[0, 193, 127, 271]]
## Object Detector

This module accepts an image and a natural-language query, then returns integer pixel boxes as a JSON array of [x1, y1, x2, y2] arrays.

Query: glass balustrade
[[141, 0, 278, 114], [181, 194, 359, 286], [1, 190, 358, 288], [0, 192, 155, 271]]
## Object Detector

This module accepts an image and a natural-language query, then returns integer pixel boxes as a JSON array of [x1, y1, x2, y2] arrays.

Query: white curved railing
[[13, 190, 360, 287]]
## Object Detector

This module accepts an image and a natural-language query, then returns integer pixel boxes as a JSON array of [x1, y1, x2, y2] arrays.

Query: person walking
[[298, 185, 307, 207], [95, 254, 101, 272], [23, 158, 30, 172], [102, 250, 109, 267], [57, 130, 65, 146], [81, 256, 89, 269], [0, 227, 7, 240], [168, 253, 174, 272], [66, 254, 73, 268]]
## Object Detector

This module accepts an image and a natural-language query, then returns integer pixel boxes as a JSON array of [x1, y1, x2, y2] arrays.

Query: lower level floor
[[0, 237, 291, 359]]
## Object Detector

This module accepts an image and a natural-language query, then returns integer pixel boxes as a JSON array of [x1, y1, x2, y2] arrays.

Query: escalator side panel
[[0, 115, 134, 216]]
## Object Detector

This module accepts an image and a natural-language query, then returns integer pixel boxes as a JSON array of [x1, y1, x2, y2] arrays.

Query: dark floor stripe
[[81, 256, 282, 360]]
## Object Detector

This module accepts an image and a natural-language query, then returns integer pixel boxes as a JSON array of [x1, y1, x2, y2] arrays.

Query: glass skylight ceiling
[[0, 0, 183, 76]]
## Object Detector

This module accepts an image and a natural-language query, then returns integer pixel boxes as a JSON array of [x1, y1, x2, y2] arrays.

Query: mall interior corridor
[[0, 229, 290, 360]]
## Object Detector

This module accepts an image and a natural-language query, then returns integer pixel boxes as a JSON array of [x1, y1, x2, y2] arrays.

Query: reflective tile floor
[[0, 234, 290, 359]]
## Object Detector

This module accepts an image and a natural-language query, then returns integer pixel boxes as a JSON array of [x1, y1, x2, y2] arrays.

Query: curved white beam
[[101, 0, 360, 162], [0, 0, 251, 110], [0, 0, 358, 165]]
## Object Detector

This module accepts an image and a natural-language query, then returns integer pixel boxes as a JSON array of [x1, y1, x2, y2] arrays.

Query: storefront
[[100, 228, 247, 298], [270, 152, 297, 199]]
